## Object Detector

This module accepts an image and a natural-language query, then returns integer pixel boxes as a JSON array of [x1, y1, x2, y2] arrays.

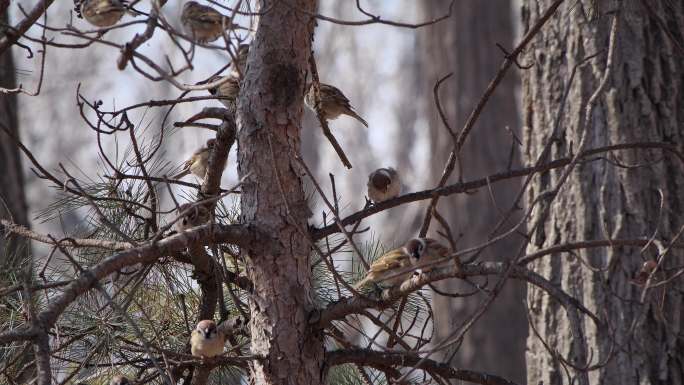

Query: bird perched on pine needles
[[367, 167, 401, 203], [353, 238, 451, 290], [181, 1, 240, 43], [190, 320, 225, 358], [109, 375, 131, 385], [207, 75, 240, 112], [174, 203, 210, 232], [305, 82, 368, 127], [76, 0, 128, 27], [173, 139, 217, 180]]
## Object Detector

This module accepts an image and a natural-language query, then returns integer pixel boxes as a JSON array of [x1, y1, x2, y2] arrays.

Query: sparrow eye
[[182, 218, 188, 226]]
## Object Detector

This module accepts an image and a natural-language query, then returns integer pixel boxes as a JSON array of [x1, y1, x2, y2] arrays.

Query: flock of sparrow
[[74, 2, 457, 384]]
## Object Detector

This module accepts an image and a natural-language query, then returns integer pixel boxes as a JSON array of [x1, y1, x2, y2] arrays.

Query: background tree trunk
[[413, 1, 527, 382], [0, 7, 33, 383], [0, 5, 30, 262], [237, 1, 323, 384], [522, 1, 684, 384]]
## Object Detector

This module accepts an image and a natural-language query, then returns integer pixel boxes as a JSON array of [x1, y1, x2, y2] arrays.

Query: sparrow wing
[[368, 248, 411, 274]]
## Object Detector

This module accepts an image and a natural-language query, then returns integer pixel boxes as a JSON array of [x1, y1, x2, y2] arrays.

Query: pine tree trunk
[[522, 1, 684, 384], [237, 1, 323, 384]]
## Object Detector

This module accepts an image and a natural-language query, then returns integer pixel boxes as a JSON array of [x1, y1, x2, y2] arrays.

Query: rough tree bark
[[236, 1, 323, 384], [414, 1, 526, 382], [522, 1, 684, 384]]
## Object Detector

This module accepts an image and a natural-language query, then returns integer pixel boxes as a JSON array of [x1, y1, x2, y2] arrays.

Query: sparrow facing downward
[[175, 203, 210, 232], [367, 167, 401, 203], [78, 0, 127, 27], [181, 1, 238, 43], [305, 82, 368, 127], [109, 375, 131, 385], [173, 139, 216, 180], [208, 75, 240, 111], [190, 320, 225, 358]]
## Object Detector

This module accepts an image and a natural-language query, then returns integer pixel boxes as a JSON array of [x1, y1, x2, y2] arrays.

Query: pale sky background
[[11, 0, 438, 252]]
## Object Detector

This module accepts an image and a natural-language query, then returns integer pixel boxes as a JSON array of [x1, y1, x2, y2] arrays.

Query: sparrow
[[175, 203, 210, 232], [173, 139, 216, 180], [631, 260, 658, 286], [404, 238, 452, 275], [353, 238, 450, 290], [181, 1, 239, 43], [207, 75, 240, 111], [77, 0, 127, 27], [367, 167, 401, 203], [190, 320, 225, 358], [304, 82, 368, 127], [109, 375, 131, 385], [230, 43, 250, 76]]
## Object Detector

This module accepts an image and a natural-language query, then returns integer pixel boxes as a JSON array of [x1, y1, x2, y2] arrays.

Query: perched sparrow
[[175, 203, 210, 232], [109, 375, 131, 385], [403, 238, 452, 275], [181, 1, 238, 43], [173, 139, 216, 180], [353, 237, 449, 290], [367, 167, 401, 203], [631, 260, 658, 286], [230, 43, 250, 76], [190, 320, 225, 358], [78, 0, 127, 27], [208, 75, 240, 110], [305, 82, 368, 127]]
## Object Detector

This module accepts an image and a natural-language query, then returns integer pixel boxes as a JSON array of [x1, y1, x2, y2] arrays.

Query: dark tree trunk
[[0, 6, 30, 260], [522, 1, 684, 384], [414, 1, 526, 382], [237, 1, 323, 384]]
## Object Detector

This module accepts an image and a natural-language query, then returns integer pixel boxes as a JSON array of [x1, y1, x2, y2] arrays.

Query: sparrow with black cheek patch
[[207, 75, 240, 111], [367, 167, 401, 203], [403, 237, 453, 276], [190, 320, 225, 358], [175, 203, 210, 232], [109, 375, 131, 385], [173, 139, 216, 180], [78, 0, 128, 27], [305, 82, 368, 127], [230, 44, 250, 76], [181, 1, 240, 44]]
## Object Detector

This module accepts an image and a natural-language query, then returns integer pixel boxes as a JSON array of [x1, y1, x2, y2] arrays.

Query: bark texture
[[414, 1, 526, 382], [522, 1, 684, 384], [237, 1, 322, 384]]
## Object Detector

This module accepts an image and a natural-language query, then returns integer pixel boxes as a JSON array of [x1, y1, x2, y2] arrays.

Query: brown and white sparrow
[[109, 375, 131, 385], [230, 43, 250, 76], [181, 1, 239, 43], [631, 260, 658, 286], [305, 82, 368, 127], [77, 0, 127, 27], [367, 167, 401, 203], [208, 75, 240, 111], [404, 238, 452, 275], [190, 320, 225, 358], [353, 238, 451, 290], [173, 139, 216, 180], [174, 203, 210, 232]]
